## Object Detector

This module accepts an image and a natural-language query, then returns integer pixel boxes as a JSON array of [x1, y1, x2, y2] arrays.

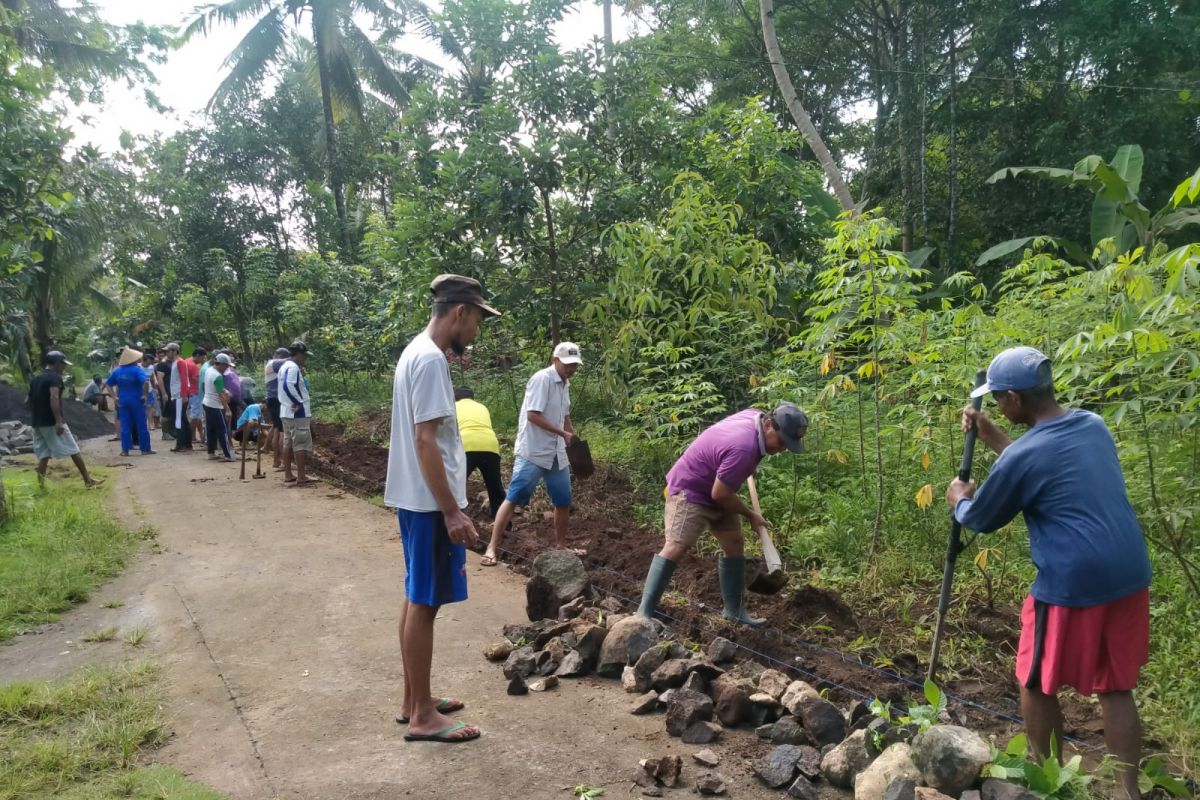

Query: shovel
[[566, 435, 595, 479], [746, 475, 788, 595]]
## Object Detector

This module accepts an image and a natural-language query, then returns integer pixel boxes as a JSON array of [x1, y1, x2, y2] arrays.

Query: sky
[[76, 0, 639, 153]]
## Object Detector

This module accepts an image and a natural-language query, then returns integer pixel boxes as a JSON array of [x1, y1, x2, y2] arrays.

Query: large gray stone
[[980, 779, 1040, 800], [683, 671, 707, 694], [665, 688, 714, 737], [697, 772, 728, 796], [822, 728, 878, 788], [912, 726, 992, 798], [855, 744, 922, 800], [796, 745, 822, 780], [711, 678, 752, 727], [526, 550, 591, 621], [758, 668, 792, 700], [781, 681, 847, 746], [651, 658, 693, 690], [570, 623, 607, 668], [884, 778, 916, 800], [502, 646, 537, 679], [788, 776, 819, 800], [555, 650, 586, 677], [630, 690, 660, 715], [596, 616, 659, 677], [708, 636, 738, 663], [682, 720, 723, 744], [771, 715, 812, 745], [755, 744, 804, 789]]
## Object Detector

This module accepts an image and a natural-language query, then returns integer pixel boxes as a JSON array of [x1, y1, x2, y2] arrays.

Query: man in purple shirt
[[637, 403, 808, 626]]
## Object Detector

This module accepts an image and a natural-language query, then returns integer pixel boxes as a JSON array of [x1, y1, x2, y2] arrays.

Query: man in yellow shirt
[[455, 386, 506, 518]]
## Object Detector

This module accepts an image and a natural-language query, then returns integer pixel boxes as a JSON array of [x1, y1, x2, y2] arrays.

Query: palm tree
[[184, 0, 429, 257], [0, 0, 144, 85], [759, 0, 854, 210]]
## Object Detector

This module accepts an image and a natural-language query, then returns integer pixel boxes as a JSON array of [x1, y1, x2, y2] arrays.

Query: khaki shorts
[[282, 417, 313, 452], [664, 491, 740, 548]]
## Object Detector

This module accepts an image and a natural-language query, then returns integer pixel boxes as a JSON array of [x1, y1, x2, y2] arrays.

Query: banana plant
[[977, 145, 1200, 267]]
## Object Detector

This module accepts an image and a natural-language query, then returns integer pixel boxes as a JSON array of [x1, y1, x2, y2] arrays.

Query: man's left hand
[[945, 477, 976, 508]]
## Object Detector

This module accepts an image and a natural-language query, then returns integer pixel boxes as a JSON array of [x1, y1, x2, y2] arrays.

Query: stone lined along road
[[0, 440, 785, 799]]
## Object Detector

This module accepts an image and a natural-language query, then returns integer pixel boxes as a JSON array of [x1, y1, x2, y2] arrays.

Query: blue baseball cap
[[971, 346, 1051, 398]]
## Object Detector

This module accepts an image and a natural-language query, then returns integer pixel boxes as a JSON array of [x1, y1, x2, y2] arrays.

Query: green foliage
[[868, 680, 946, 745], [0, 468, 133, 641], [0, 662, 224, 799], [986, 735, 1095, 800]]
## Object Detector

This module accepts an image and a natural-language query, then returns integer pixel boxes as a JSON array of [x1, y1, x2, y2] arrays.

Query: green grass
[[0, 468, 134, 641], [0, 662, 224, 800]]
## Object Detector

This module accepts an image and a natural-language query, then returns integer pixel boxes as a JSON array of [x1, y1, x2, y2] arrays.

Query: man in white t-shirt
[[385, 274, 499, 744], [482, 342, 582, 566], [278, 342, 314, 487]]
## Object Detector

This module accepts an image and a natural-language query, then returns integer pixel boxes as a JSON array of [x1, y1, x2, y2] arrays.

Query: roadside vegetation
[[0, 662, 223, 800], [0, 468, 132, 641]]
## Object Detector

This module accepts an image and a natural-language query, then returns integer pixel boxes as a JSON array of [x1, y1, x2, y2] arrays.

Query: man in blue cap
[[945, 346, 1151, 800]]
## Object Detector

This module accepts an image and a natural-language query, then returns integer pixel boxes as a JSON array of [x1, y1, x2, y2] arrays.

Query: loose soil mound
[[306, 420, 1109, 752], [0, 382, 114, 439]]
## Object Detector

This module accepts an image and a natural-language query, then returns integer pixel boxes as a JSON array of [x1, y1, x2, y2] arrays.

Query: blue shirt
[[236, 404, 262, 428], [106, 364, 148, 406], [954, 409, 1151, 607]]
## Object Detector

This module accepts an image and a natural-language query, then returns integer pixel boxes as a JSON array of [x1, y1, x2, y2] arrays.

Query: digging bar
[[926, 369, 987, 682]]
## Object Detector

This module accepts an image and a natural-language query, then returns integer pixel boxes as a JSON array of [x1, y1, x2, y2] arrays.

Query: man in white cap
[[482, 342, 582, 565]]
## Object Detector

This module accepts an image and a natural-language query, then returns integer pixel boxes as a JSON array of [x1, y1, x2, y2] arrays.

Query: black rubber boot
[[718, 555, 765, 627], [637, 555, 678, 618]]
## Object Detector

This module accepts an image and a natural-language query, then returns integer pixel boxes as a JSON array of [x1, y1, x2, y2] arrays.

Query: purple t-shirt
[[666, 409, 765, 507]]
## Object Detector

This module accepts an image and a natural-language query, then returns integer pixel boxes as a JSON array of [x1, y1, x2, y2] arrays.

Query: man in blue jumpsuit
[[107, 346, 154, 457]]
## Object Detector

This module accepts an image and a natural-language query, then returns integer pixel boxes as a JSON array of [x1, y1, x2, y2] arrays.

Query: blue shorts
[[505, 455, 572, 508], [188, 395, 203, 420], [398, 509, 468, 607]]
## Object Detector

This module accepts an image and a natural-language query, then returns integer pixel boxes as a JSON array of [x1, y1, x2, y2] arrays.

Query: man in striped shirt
[[278, 341, 314, 486]]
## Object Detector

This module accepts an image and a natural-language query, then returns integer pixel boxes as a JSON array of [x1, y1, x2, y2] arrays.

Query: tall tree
[[183, 0, 429, 258]]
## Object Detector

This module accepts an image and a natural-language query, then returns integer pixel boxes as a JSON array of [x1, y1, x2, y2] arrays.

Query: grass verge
[[0, 466, 133, 641], [0, 662, 223, 800]]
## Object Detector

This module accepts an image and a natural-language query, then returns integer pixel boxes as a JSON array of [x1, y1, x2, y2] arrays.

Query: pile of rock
[[489, 551, 1026, 800], [0, 421, 34, 456]]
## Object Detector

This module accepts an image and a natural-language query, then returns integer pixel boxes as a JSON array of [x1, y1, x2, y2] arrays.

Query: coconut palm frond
[[342, 22, 409, 108], [209, 5, 289, 108], [181, 0, 278, 43]]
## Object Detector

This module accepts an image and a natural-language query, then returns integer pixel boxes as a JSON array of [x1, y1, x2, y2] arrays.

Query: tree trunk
[[312, 19, 353, 259], [759, 0, 854, 210], [539, 184, 562, 343], [0, 466, 7, 525]]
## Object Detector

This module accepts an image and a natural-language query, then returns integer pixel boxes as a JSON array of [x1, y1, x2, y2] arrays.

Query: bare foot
[[85, 478, 104, 488]]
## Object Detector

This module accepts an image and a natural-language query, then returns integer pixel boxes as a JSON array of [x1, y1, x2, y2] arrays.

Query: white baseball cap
[[553, 342, 583, 365]]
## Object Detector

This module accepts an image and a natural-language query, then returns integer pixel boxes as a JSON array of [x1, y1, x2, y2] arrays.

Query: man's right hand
[[562, 431, 576, 446], [748, 511, 768, 533], [444, 508, 478, 547], [55, 422, 65, 436]]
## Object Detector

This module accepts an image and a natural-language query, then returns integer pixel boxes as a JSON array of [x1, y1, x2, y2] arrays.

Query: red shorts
[[1016, 588, 1149, 696]]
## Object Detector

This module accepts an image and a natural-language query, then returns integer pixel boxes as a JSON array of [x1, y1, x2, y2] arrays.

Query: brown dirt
[[302, 422, 1116, 757], [0, 381, 115, 439]]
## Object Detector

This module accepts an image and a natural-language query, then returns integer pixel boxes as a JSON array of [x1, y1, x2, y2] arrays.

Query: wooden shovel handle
[[747, 475, 764, 518]]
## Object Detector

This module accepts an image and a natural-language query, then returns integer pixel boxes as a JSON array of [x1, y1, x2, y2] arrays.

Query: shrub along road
[[0, 441, 784, 799]]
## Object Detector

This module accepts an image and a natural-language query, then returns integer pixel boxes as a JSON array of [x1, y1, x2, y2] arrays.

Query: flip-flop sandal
[[403, 720, 480, 743], [283, 477, 297, 483], [479, 555, 499, 567], [395, 697, 465, 724]]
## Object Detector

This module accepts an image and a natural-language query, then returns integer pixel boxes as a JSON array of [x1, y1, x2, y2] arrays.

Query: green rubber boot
[[718, 555, 765, 627], [637, 555, 678, 619]]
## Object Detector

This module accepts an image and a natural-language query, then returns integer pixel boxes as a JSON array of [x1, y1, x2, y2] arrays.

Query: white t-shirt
[[515, 365, 570, 470], [201, 367, 226, 409], [276, 360, 310, 418], [169, 359, 182, 400], [383, 331, 466, 512]]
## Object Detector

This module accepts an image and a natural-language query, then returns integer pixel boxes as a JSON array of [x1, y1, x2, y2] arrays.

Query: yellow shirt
[[456, 398, 500, 455]]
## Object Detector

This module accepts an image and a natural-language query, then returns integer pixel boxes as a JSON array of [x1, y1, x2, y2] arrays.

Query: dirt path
[[0, 440, 786, 800]]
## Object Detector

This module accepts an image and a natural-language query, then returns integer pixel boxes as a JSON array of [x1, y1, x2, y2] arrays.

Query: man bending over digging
[[636, 403, 808, 626], [945, 346, 1151, 800], [384, 274, 499, 744]]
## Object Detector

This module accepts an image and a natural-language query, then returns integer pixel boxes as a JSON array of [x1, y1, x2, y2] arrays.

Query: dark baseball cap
[[771, 402, 809, 453], [288, 341, 309, 355], [274, 347, 291, 357], [45, 350, 72, 366], [430, 274, 501, 317], [193, 346, 208, 356]]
